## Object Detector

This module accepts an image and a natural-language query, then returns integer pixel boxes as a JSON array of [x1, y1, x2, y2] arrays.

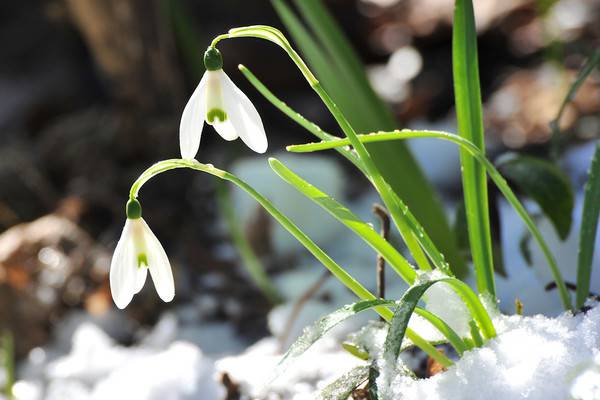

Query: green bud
[[204, 47, 223, 71], [126, 198, 142, 219]]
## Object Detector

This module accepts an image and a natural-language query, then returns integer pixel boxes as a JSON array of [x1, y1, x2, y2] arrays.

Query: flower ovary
[[126, 199, 142, 219], [204, 47, 223, 71]]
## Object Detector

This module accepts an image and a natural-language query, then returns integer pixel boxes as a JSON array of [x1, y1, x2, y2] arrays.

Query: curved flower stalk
[[179, 47, 268, 158], [110, 199, 175, 309]]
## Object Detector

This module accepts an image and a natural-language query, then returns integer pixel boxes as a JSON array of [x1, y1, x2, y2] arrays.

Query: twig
[[220, 372, 241, 400], [373, 204, 390, 300]]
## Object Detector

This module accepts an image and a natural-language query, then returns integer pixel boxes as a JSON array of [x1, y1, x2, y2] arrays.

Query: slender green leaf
[[242, 66, 442, 273], [272, 0, 467, 277], [469, 320, 484, 347], [268, 157, 418, 284], [453, 0, 496, 297], [291, 0, 395, 126], [382, 274, 495, 382], [242, 67, 452, 276], [413, 308, 468, 355], [550, 49, 600, 158], [223, 21, 434, 271], [342, 342, 369, 361], [318, 365, 370, 400], [238, 64, 364, 173], [496, 153, 574, 240], [287, 130, 573, 310], [576, 142, 600, 309]]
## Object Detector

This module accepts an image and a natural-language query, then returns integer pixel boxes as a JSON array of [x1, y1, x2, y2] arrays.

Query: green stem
[[129, 159, 454, 366], [288, 130, 573, 311]]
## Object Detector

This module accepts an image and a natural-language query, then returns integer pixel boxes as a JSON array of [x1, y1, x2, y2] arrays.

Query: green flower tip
[[126, 198, 142, 219], [207, 108, 227, 123], [137, 253, 148, 268], [204, 47, 223, 71]]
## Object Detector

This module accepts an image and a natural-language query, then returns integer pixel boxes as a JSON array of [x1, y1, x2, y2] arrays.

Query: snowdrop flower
[[179, 47, 268, 159], [110, 199, 175, 309]]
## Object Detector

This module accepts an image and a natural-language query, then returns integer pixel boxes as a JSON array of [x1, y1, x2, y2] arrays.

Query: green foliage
[[268, 157, 417, 284], [272, 0, 466, 277], [288, 129, 573, 310], [382, 274, 495, 379], [497, 153, 574, 240], [550, 49, 600, 158], [130, 159, 453, 366], [576, 143, 600, 309], [453, 0, 496, 298]]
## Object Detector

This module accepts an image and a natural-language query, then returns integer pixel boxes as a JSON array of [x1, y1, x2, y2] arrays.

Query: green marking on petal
[[137, 253, 148, 268], [207, 108, 228, 124]]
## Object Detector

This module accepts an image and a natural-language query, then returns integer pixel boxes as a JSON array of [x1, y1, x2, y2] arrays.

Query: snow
[[215, 337, 363, 399], [13, 316, 227, 400], [570, 354, 600, 400], [380, 304, 600, 400]]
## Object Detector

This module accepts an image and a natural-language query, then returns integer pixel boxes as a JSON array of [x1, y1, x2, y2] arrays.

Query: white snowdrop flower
[[110, 199, 175, 309], [179, 47, 268, 158]]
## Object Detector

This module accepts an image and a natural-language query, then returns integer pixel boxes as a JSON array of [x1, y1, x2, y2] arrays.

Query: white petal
[[179, 73, 208, 159], [109, 220, 138, 309], [212, 119, 238, 141], [134, 263, 148, 294], [140, 218, 175, 303], [219, 71, 268, 153]]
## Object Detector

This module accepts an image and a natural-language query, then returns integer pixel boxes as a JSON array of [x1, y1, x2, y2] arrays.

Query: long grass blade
[[238, 65, 364, 173], [291, 0, 396, 127], [242, 66, 452, 275], [272, 0, 466, 276], [287, 130, 573, 310], [453, 0, 496, 297], [576, 142, 600, 309], [413, 308, 468, 355], [550, 49, 600, 158], [268, 157, 419, 283], [382, 274, 495, 387], [241, 65, 443, 273]]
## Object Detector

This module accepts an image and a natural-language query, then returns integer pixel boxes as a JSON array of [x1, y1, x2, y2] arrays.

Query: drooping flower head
[[179, 47, 268, 159], [110, 199, 175, 309]]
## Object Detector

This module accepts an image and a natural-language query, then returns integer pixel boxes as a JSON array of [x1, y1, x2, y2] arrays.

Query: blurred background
[[0, 0, 599, 398]]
